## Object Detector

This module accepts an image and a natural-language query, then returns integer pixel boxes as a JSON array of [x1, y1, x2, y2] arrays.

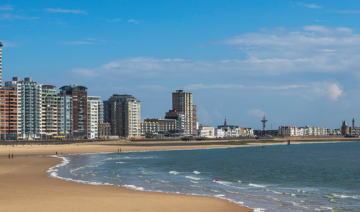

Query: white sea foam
[[169, 171, 180, 175], [123, 184, 144, 191], [267, 190, 284, 195], [214, 194, 225, 197], [190, 180, 200, 184], [185, 176, 203, 180], [249, 183, 267, 188], [253, 208, 266, 212], [116, 162, 126, 164], [193, 171, 201, 174], [331, 194, 357, 199]]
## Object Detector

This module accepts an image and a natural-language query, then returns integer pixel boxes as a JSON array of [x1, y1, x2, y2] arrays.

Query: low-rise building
[[278, 126, 297, 136], [197, 125, 214, 138], [144, 118, 177, 133], [244, 128, 254, 137], [140, 121, 160, 134]]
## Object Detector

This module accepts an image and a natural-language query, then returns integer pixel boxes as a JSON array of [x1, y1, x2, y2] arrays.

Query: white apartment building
[[304, 126, 327, 136], [87, 96, 102, 139], [244, 128, 254, 137], [198, 125, 215, 138], [278, 126, 297, 136], [215, 128, 225, 138], [5, 77, 42, 139], [297, 127, 305, 136]]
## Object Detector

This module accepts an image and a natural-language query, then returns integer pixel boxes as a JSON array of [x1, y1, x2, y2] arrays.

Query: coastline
[[0, 140, 356, 212], [0, 141, 257, 212]]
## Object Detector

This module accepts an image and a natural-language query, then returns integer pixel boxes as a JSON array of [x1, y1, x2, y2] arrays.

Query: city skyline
[[2, 1, 360, 129]]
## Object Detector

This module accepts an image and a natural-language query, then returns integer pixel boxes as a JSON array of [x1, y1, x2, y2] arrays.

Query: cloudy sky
[[1, 0, 360, 129]]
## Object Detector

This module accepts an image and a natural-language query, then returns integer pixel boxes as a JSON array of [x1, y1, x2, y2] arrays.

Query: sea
[[47, 142, 360, 212]]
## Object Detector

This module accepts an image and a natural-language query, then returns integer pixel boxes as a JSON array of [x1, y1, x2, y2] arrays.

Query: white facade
[[5, 77, 42, 139], [297, 128, 304, 136], [87, 96, 101, 139], [278, 126, 297, 136], [304, 126, 327, 136], [215, 128, 225, 138], [198, 126, 215, 138], [244, 128, 254, 137]]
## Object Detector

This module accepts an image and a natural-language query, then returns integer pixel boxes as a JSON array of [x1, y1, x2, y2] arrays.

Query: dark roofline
[[0, 42, 3, 47], [59, 85, 88, 90], [42, 85, 56, 88]]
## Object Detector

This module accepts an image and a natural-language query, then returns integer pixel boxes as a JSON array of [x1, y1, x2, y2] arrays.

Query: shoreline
[[0, 140, 356, 212], [0, 141, 257, 212]]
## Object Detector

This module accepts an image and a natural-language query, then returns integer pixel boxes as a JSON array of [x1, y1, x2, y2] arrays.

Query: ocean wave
[[116, 162, 126, 164], [214, 194, 226, 197], [193, 171, 201, 174], [185, 176, 203, 180], [249, 183, 268, 188], [331, 194, 358, 199], [169, 171, 180, 175], [123, 184, 144, 191], [253, 208, 266, 212]]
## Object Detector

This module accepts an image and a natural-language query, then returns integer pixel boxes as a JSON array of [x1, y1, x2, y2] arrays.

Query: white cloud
[[128, 19, 139, 24], [0, 4, 13, 10], [64, 25, 360, 82], [298, 2, 322, 9], [107, 18, 121, 22], [303, 25, 328, 32], [247, 109, 265, 118], [59, 41, 95, 45], [313, 82, 343, 101], [44, 8, 87, 15], [0, 14, 38, 20]]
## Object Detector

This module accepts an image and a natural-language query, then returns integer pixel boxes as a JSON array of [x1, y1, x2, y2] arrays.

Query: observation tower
[[261, 115, 268, 133]]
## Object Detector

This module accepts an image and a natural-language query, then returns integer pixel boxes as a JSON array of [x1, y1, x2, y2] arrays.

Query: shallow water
[[48, 142, 360, 211]]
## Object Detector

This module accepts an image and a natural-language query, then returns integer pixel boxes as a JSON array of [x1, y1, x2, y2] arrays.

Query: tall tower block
[[0, 42, 3, 86], [172, 90, 193, 135], [261, 115, 268, 132], [353, 118, 355, 128]]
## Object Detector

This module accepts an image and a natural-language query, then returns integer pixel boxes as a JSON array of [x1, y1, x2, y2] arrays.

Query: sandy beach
[[0, 139, 355, 212], [0, 141, 254, 212]]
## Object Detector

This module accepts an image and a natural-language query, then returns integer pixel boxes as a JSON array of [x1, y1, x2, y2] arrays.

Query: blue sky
[[2, 0, 360, 130]]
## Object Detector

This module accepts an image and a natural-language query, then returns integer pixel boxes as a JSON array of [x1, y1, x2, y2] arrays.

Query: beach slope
[[0, 157, 252, 212]]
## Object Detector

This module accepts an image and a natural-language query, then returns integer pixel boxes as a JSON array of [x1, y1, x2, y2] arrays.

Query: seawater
[[48, 142, 360, 211]]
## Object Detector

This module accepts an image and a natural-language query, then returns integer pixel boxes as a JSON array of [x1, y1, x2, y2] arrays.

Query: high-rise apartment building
[[57, 91, 72, 138], [5, 77, 42, 139], [104, 94, 141, 138], [0, 87, 18, 140], [87, 96, 102, 139], [0, 42, 3, 86], [59, 85, 88, 139], [41, 85, 58, 138], [172, 90, 193, 135]]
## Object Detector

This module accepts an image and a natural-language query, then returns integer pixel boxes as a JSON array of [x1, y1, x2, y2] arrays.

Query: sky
[[1, 0, 360, 130]]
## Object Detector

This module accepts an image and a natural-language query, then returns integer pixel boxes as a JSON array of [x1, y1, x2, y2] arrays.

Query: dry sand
[[0, 141, 254, 212]]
